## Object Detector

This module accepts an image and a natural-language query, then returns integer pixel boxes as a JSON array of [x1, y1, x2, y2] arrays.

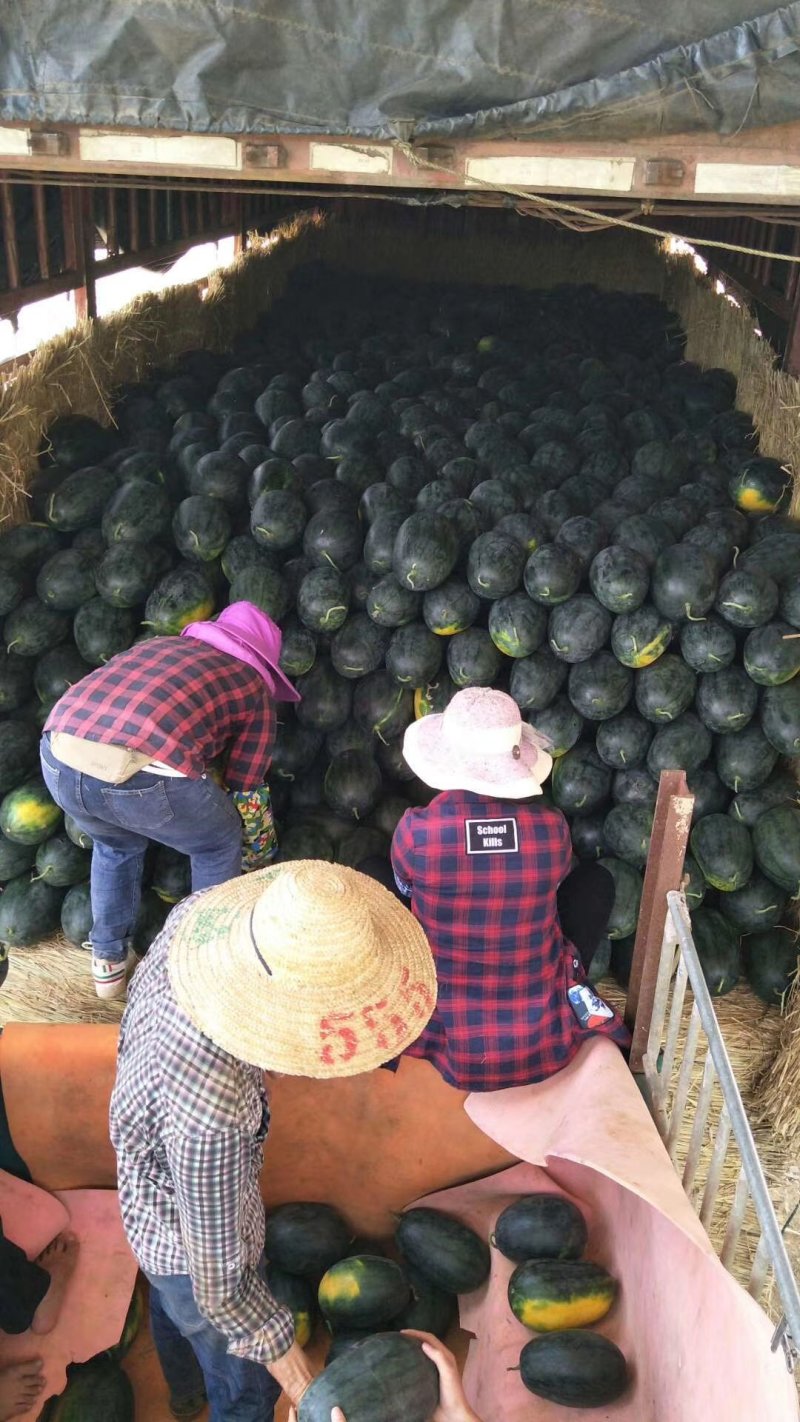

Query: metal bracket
[[242, 142, 286, 170], [413, 144, 456, 171], [642, 157, 685, 186], [28, 130, 70, 158]]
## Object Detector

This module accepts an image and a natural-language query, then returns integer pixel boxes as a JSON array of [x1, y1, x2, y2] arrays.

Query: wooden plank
[[625, 770, 694, 1072], [1, 182, 20, 291], [32, 183, 49, 280]]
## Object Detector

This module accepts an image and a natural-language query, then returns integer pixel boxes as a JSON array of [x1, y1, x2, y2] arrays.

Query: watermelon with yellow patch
[[414, 673, 456, 720], [728, 458, 790, 514], [267, 1264, 317, 1347], [0, 777, 61, 845], [318, 1255, 410, 1330], [508, 1260, 617, 1333]]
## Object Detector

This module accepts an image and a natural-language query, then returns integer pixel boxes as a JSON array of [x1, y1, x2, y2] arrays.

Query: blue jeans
[[40, 736, 242, 961], [145, 1267, 281, 1422]]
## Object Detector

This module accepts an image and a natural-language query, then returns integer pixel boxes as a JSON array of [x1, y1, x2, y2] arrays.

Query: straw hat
[[168, 861, 437, 1077], [402, 687, 553, 799]]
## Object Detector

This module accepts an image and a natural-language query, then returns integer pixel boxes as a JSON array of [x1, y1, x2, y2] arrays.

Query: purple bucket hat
[[181, 602, 301, 703]]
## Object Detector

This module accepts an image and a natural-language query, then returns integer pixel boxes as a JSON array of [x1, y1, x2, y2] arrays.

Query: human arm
[[165, 1129, 312, 1404]]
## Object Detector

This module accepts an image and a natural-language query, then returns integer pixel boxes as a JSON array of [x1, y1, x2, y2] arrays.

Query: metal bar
[[32, 183, 49, 280], [749, 1231, 771, 1302], [682, 1046, 717, 1197], [721, 1164, 751, 1271], [642, 919, 681, 1128], [129, 188, 139, 253], [700, 1102, 732, 1231], [626, 770, 694, 1070], [667, 891, 800, 1355], [666, 999, 702, 1162], [148, 188, 157, 246], [180, 189, 189, 238], [1, 182, 21, 291], [106, 185, 117, 257], [660, 951, 689, 1095]]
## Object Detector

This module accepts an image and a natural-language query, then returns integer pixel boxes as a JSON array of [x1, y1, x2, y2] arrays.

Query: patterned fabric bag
[[231, 785, 279, 871]]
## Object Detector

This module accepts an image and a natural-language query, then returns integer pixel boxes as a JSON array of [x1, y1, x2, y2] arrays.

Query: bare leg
[[29, 1233, 79, 1336], [0, 1361, 45, 1421]]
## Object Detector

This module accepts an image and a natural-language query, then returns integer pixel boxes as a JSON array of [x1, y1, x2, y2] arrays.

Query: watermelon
[[173, 496, 231, 563], [780, 575, 800, 629], [143, 569, 214, 634], [679, 617, 736, 673], [299, 1334, 439, 1422], [0, 721, 39, 796], [595, 713, 652, 769], [551, 747, 612, 815], [102, 480, 172, 544], [610, 605, 672, 670], [5, 599, 70, 658], [45, 413, 117, 469], [386, 626, 442, 686], [467, 532, 525, 600], [647, 713, 711, 777], [152, 847, 191, 904], [569, 812, 606, 861], [396, 1207, 490, 1294], [297, 568, 351, 633], [414, 674, 456, 720], [353, 671, 413, 742], [279, 825, 335, 861], [760, 680, 800, 756], [0, 833, 37, 881], [716, 568, 779, 630], [728, 768, 799, 827], [296, 659, 353, 733], [635, 655, 696, 723], [229, 566, 290, 621], [447, 629, 503, 689], [567, 652, 632, 721], [366, 575, 421, 629], [189, 451, 248, 509], [363, 511, 408, 576], [133, 889, 170, 954], [752, 805, 800, 896], [691, 815, 753, 892], [719, 872, 787, 934], [509, 650, 567, 712], [555, 516, 606, 572], [488, 594, 547, 659], [518, 1331, 629, 1409], [303, 508, 363, 574], [696, 668, 758, 735], [0, 777, 61, 845], [0, 523, 62, 575], [60, 881, 94, 946], [36, 549, 97, 612], [691, 907, 741, 995], [324, 752, 382, 820], [73, 599, 135, 666], [0, 873, 65, 945], [743, 927, 799, 1005], [729, 457, 790, 514], [715, 725, 778, 793], [0, 567, 23, 618], [46, 467, 118, 532], [738, 531, 800, 585], [546, 596, 611, 665], [612, 767, 658, 810], [681, 854, 707, 912], [492, 1194, 588, 1264], [508, 1256, 617, 1334], [39, 1356, 134, 1422], [94, 544, 162, 609], [279, 619, 317, 678], [743, 622, 800, 686], [651, 546, 718, 621], [599, 857, 642, 939], [34, 831, 90, 886], [603, 804, 652, 867], [331, 616, 388, 680], [318, 1256, 410, 1330], [337, 827, 390, 868], [526, 697, 583, 757], [392, 514, 459, 592], [64, 814, 92, 849], [524, 545, 583, 606]]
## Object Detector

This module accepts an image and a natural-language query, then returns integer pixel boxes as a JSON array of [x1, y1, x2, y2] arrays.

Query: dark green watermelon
[[60, 881, 93, 946], [691, 907, 740, 995], [0, 568, 24, 619], [353, 671, 414, 742], [94, 544, 162, 608], [488, 593, 547, 658], [646, 713, 711, 777], [526, 696, 583, 757], [102, 480, 172, 544], [589, 546, 650, 614], [295, 659, 353, 733], [73, 599, 136, 665], [728, 769, 799, 827], [524, 544, 583, 606], [45, 413, 117, 469], [422, 580, 481, 637], [651, 546, 718, 621], [0, 523, 62, 576], [466, 532, 525, 600], [509, 651, 568, 712], [0, 651, 34, 713], [634, 655, 696, 723], [691, 814, 753, 892], [133, 888, 171, 954], [760, 680, 800, 756], [738, 531, 800, 585], [611, 605, 672, 669], [612, 768, 659, 810], [189, 452, 248, 509], [386, 626, 443, 687], [599, 857, 642, 939], [0, 874, 65, 946], [221, 534, 279, 583], [324, 751, 383, 821], [719, 872, 787, 934], [392, 514, 459, 593], [679, 617, 737, 673], [46, 467, 118, 532], [297, 568, 351, 633], [681, 854, 707, 912], [548, 597, 612, 665], [331, 615, 389, 680], [0, 721, 40, 793], [34, 830, 90, 886], [447, 629, 504, 688], [715, 568, 779, 629], [780, 575, 800, 628], [602, 804, 652, 867], [173, 496, 231, 563], [364, 512, 409, 577], [36, 549, 97, 612], [615, 513, 672, 568], [567, 652, 632, 722], [743, 927, 799, 1005], [303, 508, 364, 574], [715, 725, 778, 793], [551, 746, 612, 815], [278, 619, 317, 679], [5, 599, 70, 658], [144, 568, 215, 635], [229, 566, 289, 621], [0, 832, 36, 881], [595, 713, 653, 769], [366, 575, 422, 629], [569, 812, 606, 860], [696, 668, 758, 735], [752, 805, 800, 896], [743, 622, 800, 686]]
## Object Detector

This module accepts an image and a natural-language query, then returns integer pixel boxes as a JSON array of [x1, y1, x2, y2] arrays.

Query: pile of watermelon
[[0, 265, 797, 1006]]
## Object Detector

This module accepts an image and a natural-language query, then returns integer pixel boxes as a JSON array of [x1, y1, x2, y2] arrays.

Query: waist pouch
[[50, 732, 153, 785]]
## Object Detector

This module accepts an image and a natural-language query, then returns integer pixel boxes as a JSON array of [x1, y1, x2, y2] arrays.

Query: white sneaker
[[91, 949, 138, 1001]]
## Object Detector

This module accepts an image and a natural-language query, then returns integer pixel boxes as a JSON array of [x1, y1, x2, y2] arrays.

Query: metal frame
[[638, 889, 800, 1372]]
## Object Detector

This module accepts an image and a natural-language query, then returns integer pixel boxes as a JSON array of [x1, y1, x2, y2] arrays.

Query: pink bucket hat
[[402, 687, 553, 799], [181, 602, 301, 703]]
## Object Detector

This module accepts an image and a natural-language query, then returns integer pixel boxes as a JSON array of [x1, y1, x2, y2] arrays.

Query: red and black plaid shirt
[[391, 789, 629, 1092], [45, 637, 275, 792]]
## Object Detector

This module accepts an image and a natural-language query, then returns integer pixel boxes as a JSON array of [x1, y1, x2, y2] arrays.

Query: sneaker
[[91, 948, 138, 1001]]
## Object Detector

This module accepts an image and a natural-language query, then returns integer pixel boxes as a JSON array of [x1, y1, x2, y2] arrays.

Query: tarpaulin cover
[[1, 2, 800, 143]]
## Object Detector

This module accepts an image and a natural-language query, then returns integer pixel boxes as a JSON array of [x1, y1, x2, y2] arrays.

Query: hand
[[267, 1341, 314, 1408], [287, 1410, 345, 1422], [401, 1331, 482, 1422]]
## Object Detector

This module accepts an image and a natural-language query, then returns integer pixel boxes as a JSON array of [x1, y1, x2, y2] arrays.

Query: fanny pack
[[50, 733, 153, 785]]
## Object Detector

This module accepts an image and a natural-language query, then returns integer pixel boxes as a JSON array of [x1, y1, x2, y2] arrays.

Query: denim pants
[[145, 1268, 281, 1422], [40, 735, 242, 961]]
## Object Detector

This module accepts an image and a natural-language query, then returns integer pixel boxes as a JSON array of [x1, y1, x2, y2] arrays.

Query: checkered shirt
[[391, 790, 630, 1091], [109, 894, 294, 1363], [45, 637, 275, 791]]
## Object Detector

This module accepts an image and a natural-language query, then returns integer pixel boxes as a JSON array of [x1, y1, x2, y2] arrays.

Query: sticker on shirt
[[568, 983, 615, 1030], [464, 817, 519, 855]]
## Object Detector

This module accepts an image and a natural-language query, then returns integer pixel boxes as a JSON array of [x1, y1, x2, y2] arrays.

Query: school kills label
[[568, 983, 615, 1030], [464, 817, 519, 855]]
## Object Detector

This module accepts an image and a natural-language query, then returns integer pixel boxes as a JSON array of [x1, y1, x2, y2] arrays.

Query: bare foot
[[0, 1360, 45, 1421], [29, 1232, 79, 1336]]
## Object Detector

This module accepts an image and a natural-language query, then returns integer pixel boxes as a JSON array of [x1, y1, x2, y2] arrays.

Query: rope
[[393, 139, 800, 266]]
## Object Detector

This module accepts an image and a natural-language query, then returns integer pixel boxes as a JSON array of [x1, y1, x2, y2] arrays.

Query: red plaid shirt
[[45, 638, 275, 792], [391, 790, 629, 1091]]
